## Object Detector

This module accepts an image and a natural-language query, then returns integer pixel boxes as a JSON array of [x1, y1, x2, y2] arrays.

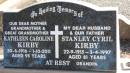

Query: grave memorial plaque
[[3, 1, 117, 72]]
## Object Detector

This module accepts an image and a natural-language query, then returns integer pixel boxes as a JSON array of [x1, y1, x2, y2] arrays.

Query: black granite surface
[[3, 2, 117, 72]]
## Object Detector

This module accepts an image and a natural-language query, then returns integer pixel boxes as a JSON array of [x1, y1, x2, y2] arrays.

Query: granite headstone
[[3, 1, 117, 72]]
